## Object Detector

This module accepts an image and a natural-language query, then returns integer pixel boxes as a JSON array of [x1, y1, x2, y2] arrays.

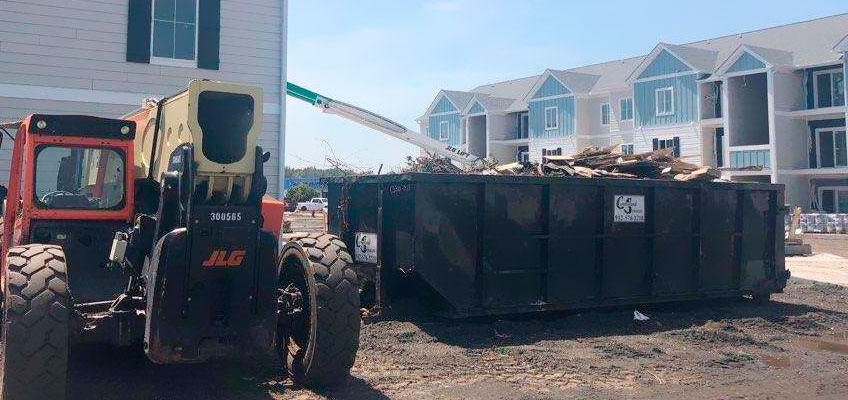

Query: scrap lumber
[[673, 166, 720, 182], [407, 146, 722, 183]]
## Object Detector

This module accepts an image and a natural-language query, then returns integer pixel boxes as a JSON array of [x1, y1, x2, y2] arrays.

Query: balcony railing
[[729, 148, 770, 169]]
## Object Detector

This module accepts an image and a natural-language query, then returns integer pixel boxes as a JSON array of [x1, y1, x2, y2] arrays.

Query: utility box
[[328, 173, 788, 317]]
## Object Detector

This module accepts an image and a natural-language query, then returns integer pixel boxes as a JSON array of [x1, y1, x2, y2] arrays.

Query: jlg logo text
[[202, 250, 246, 267]]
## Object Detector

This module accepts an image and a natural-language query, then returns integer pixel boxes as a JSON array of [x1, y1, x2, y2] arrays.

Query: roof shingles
[[426, 13, 848, 115]]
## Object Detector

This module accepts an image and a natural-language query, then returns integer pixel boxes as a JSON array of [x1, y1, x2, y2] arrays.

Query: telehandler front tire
[[1, 244, 71, 400], [278, 233, 360, 388]]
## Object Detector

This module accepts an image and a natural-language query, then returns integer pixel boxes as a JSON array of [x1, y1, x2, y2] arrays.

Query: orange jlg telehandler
[[0, 80, 360, 399]]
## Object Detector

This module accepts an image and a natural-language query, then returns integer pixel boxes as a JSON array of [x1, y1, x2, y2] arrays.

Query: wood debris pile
[[494, 145, 722, 182], [404, 145, 723, 182], [403, 155, 464, 174]]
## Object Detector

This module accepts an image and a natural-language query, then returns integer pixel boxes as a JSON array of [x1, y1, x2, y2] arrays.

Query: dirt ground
[[285, 211, 328, 234], [786, 253, 848, 287], [803, 234, 848, 258], [24, 275, 835, 400]]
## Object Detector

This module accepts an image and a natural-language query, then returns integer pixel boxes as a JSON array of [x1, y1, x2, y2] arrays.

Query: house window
[[600, 103, 611, 125], [544, 107, 559, 130], [815, 128, 847, 168], [655, 87, 675, 116], [517, 146, 530, 163], [151, 0, 198, 66], [621, 144, 634, 155], [439, 121, 450, 141], [653, 137, 681, 157], [542, 148, 562, 157], [813, 69, 845, 108], [818, 187, 848, 213], [620, 98, 634, 121], [520, 113, 529, 139]]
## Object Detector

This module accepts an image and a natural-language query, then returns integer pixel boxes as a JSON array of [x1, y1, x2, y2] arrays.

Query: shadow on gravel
[[306, 377, 392, 400], [371, 287, 848, 350], [66, 343, 387, 400]]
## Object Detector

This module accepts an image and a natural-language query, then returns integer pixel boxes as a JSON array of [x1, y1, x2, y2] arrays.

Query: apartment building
[[419, 14, 848, 213], [0, 0, 287, 196]]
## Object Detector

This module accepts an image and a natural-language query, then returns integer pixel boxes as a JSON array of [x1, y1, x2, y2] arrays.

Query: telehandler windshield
[[34, 146, 125, 209]]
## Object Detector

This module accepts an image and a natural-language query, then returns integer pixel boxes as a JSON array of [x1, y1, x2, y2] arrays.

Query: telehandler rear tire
[[1, 244, 71, 400], [279, 233, 360, 388]]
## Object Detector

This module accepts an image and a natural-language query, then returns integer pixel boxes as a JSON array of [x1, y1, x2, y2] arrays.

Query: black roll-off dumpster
[[327, 173, 788, 317]]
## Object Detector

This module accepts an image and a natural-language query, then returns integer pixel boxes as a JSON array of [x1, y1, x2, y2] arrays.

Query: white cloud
[[423, 1, 459, 12]]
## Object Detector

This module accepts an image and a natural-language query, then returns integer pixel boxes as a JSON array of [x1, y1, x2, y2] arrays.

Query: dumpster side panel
[[603, 187, 651, 298], [483, 183, 546, 308], [383, 181, 415, 273], [741, 191, 771, 289], [653, 188, 697, 295], [414, 182, 479, 311], [700, 188, 738, 291], [549, 184, 602, 302]]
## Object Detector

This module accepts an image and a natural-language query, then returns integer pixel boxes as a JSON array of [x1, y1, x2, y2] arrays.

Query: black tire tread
[[2, 244, 70, 400], [289, 232, 360, 387]]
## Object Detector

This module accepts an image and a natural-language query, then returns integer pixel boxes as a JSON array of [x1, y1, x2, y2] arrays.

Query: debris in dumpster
[[403, 155, 465, 174], [634, 310, 651, 321], [407, 145, 724, 181]]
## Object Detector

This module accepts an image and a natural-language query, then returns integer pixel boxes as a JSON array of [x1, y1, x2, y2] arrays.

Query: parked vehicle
[[298, 197, 328, 212], [0, 81, 360, 400]]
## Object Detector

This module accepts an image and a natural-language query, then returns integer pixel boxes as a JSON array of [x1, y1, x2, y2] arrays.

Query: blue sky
[[286, 1, 847, 172]]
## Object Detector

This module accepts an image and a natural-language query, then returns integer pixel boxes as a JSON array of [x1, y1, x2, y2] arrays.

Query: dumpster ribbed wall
[[328, 174, 787, 317]]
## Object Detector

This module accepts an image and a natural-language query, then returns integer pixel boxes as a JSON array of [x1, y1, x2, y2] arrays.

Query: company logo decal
[[202, 249, 246, 267]]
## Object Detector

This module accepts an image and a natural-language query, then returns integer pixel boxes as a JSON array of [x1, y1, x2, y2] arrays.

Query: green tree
[[285, 183, 320, 204]]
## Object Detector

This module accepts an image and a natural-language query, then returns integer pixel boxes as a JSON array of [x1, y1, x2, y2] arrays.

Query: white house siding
[[610, 131, 635, 147], [0, 0, 285, 196], [609, 90, 634, 133], [528, 137, 577, 164], [633, 124, 702, 165]]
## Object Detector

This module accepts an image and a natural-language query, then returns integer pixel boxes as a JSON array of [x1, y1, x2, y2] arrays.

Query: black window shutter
[[809, 130, 817, 168], [197, 0, 221, 70], [673, 137, 681, 157], [652, 138, 659, 151], [126, 0, 152, 63]]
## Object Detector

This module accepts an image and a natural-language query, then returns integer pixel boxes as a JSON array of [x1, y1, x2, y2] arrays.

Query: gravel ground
[[38, 276, 847, 400]]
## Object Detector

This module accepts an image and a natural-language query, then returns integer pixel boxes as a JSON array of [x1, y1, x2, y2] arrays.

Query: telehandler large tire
[[278, 233, 360, 387], [1, 244, 71, 400]]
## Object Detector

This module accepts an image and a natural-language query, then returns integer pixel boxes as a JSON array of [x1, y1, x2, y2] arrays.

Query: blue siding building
[[637, 50, 691, 79], [633, 74, 700, 127], [528, 74, 575, 138], [726, 52, 766, 73], [426, 92, 465, 146], [419, 14, 848, 212]]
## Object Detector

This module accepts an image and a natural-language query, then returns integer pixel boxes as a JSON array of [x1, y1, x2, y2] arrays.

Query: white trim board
[[634, 70, 698, 83], [529, 93, 574, 103], [722, 68, 770, 79], [0, 83, 281, 115]]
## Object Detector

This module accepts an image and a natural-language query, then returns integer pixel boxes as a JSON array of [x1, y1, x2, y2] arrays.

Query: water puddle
[[796, 338, 848, 355]]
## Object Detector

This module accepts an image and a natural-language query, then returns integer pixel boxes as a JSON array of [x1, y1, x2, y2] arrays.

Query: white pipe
[[278, 0, 288, 198]]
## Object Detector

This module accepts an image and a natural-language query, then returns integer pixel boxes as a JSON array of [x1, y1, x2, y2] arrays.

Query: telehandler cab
[[0, 80, 360, 399]]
